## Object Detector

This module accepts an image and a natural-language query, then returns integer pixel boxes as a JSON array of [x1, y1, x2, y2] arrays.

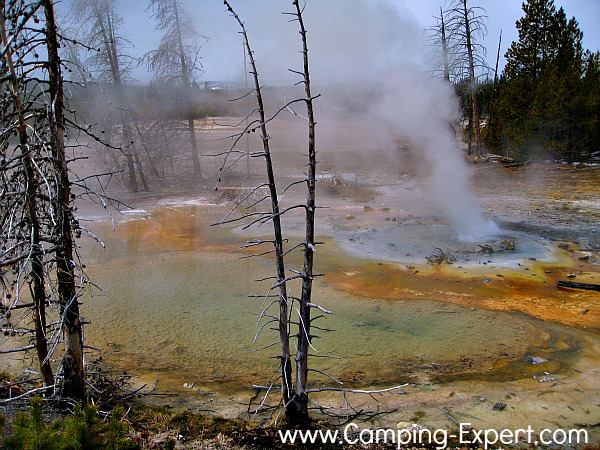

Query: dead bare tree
[[220, 0, 294, 423], [71, 0, 147, 192], [289, 0, 318, 424], [429, 7, 453, 83], [449, 0, 490, 158], [44, 0, 86, 400], [1, 0, 110, 402], [146, 0, 206, 179], [218, 0, 330, 426], [1, 0, 54, 390], [434, 0, 490, 158]]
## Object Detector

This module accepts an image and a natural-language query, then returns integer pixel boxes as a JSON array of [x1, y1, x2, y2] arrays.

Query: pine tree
[[501, 0, 558, 154], [580, 51, 600, 155], [540, 9, 583, 161], [489, 0, 587, 160]]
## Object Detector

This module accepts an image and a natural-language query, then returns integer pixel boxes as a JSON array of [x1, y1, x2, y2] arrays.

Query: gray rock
[[524, 355, 548, 365], [493, 402, 507, 411]]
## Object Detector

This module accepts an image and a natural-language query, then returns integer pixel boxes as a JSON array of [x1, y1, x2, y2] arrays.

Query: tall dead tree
[[440, 0, 490, 158], [1, 0, 92, 401], [462, 0, 481, 157], [44, 0, 86, 400], [430, 7, 453, 82], [220, 0, 324, 426], [290, 0, 318, 423], [440, 7, 451, 83], [72, 0, 146, 192], [146, 0, 205, 179], [223, 1, 294, 418], [1, 0, 54, 389]]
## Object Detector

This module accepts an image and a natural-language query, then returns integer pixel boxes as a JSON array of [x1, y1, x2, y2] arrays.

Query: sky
[[405, 0, 600, 70], [57, 0, 600, 85]]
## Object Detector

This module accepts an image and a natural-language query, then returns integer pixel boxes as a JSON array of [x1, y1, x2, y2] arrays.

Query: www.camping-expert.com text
[[278, 422, 590, 449]]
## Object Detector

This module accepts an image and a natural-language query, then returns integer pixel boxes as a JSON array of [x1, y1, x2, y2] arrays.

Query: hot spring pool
[[80, 205, 583, 403]]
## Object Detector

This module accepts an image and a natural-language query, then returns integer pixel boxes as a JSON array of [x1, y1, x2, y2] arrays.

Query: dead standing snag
[[220, 0, 325, 426], [1, 0, 116, 402], [222, 0, 294, 418], [0, 0, 54, 390], [289, 0, 318, 425], [44, 0, 86, 401]]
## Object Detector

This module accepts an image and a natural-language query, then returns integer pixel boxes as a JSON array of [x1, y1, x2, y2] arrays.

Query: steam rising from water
[[75, 0, 499, 240], [366, 71, 499, 242], [211, 0, 501, 240], [297, 1, 500, 241]]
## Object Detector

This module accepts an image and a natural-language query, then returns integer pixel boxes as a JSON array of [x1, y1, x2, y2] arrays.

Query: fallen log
[[557, 281, 600, 292]]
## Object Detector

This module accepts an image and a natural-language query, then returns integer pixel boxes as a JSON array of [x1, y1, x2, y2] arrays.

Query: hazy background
[[57, 0, 600, 86], [55, 0, 599, 237]]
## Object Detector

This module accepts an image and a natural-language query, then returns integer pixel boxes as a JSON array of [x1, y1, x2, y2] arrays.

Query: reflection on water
[[81, 206, 582, 399]]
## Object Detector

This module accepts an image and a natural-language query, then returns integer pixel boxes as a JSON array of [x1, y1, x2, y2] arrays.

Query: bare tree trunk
[[223, 0, 294, 415], [173, 0, 201, 178], [132, 144, 149, 191], [158, 113, 176, 174], [132, 118, 162, 180], [24, 146, 55, 390], [291, 0, 317, 425], [94, 0, 140, 192], [121, 111, 140, 193], [440, 8, 458, 138], [467, 111, 473, 155], [187, 115, 201, 177], [440, 7, 451, 83], [44, 0, 86, 401], [0, 3, 54, 389], [493, 30, 502, 88], [491, 30, 503, 156], [462, 0, 482, 158]]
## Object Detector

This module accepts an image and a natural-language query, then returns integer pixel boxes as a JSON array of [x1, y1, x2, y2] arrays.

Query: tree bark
[[44, 0, 86, 401], [462, 0, 483, 158], [0, 2, 54, 389], [292, 0, 317, 425]]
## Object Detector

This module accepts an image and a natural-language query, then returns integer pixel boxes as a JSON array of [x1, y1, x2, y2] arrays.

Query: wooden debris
[[477, 244, 494, 253], [427, 248, 456, 264], [557, 281, 600, 292], [487, 153, 516, 164]]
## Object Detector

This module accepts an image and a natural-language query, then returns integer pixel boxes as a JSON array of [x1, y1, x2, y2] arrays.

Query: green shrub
[[105, 407, 139, 450], [2, 397, 140, 450], [61, 403, 104, 450], [3, 397, 61, 450]]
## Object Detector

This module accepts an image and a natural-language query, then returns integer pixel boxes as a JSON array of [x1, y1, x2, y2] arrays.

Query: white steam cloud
[[237, 0, 495, 240], [209, 0, 497, 240], [366, 71, 498, 241]]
